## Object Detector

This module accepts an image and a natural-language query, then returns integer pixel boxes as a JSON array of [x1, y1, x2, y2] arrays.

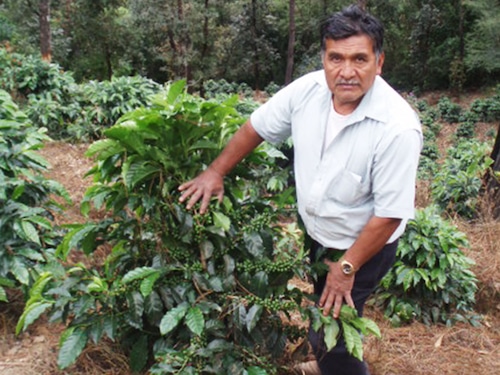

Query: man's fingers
[[320, 292, 335, 316], [333, 296, 343, 319], [199, 192, 213, 214], [345, 293, 355, 309], [217, 191, 224, 203], [186, 189, 203, 210]]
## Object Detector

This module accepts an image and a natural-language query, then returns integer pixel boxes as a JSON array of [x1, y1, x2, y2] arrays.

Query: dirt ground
[[1, 127, 499, 374]]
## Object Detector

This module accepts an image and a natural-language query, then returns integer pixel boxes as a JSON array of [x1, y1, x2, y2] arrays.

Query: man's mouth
[[336, 81, 359, 87]]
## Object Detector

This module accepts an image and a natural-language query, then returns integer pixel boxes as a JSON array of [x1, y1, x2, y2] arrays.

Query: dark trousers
[[308, 239, 398, 375]]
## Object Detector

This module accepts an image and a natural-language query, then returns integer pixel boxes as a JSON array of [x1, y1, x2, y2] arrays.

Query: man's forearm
[[341, 216, 401, 271]]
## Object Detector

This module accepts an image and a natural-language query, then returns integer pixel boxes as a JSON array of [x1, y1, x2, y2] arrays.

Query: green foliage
[[464, 0, 500, 76], [431, 139, 493, 218], [0, 49, 162, 141], [0, 90, 70, 300], [70, 76, 161, 140], [437, 96, 462, 123], [203, 79, 254, 99], [414, 99, 441, 180], [373, 206, 479, 326], [469, 90, 500, 123], [2, 0, 500, 90], [455, 111, 478, 139], [0, 49, 76, 102], [418, 134, 440, 180], [309, 305, 381, 361]]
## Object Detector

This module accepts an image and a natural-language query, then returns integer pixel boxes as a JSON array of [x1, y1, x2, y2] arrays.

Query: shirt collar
[[351, 76, 389, 124], [314, 72, 389, 125]]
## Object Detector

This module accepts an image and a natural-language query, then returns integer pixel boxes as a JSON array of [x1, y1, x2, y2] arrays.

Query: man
[[179, 4, 422, 375]]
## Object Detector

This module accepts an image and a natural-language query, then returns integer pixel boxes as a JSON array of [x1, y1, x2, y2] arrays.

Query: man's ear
[[376, 52, 385, 75]]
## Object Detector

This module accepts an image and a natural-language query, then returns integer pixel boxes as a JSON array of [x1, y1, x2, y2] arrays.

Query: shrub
[[437, 96, 462, 123], [431, 139, 493, 218], [66, 75, 162, 141], [372, 205, 479, 327], [203, 79, 253, 99], [0, 89, 70, 301], [0, 49, 76, 102], [455, 111, 478, 139], [418, 136, 439, 180], [469, 95, 500, 123]]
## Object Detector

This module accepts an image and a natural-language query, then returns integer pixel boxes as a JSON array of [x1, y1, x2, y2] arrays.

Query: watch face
[[341, 261, 354, 275]]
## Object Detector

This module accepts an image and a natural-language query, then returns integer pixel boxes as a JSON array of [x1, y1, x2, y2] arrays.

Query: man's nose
[[339, 62, 355, 78]]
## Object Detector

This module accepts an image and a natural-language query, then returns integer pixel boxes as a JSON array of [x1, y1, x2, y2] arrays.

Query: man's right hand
[[178, 166, 224, 214]]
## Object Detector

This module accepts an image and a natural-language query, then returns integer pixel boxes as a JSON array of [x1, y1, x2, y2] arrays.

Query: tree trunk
[[39, 0, 52, 62], [177, 0, 193, 87], [357, 0, 367, 10], [199, 0, 210, 95], [285, 0, 296, 85], [458, 0, 464, 60], [251, 0, 260, 90], [105, 42, 113, 80], [486, 124, 500, 218]]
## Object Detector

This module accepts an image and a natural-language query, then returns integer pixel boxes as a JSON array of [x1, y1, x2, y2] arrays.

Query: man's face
[[322, 35, 384, 115]]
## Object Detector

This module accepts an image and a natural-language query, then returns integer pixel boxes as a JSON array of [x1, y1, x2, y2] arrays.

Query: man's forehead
[[324, 35, 375, 53]]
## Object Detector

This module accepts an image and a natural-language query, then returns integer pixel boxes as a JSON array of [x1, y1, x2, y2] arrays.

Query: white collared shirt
[[250, 70, 423, 249]]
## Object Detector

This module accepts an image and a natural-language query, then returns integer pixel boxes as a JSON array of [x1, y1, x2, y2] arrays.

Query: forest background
[[1, 0, 500, 93]]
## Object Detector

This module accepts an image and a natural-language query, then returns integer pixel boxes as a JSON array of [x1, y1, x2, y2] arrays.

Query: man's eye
[[356, 56, 367, 63]]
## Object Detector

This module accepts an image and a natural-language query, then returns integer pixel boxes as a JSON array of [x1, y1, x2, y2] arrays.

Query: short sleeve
[[372, 128, 423, 219], [250, 84, 296, 144]]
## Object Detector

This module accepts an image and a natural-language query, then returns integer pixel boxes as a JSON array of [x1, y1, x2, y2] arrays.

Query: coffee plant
[[0, 49, 76, 102], [455, 111, 478, 139], [372, 205, 479, 327], [469, 87, 500, 123], [0, 89, 70, 301], [431, 139, 493, 218], [19, 82, 380, 373], [437, 96, 463, 123], [73, 76, 162, 139], [0, 49, 164, 141]]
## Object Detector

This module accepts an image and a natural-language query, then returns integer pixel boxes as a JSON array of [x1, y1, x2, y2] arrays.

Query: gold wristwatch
[[340, 259, 356, 276]]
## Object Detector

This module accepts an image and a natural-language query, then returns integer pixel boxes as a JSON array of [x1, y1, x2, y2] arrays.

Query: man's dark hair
[[320, 4, 384, 55]]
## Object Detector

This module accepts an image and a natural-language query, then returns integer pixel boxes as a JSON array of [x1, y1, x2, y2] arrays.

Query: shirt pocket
[[325, 169, 371, 206]]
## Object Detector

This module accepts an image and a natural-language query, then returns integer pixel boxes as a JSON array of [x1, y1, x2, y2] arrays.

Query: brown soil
[[1, 118, 499, 374]]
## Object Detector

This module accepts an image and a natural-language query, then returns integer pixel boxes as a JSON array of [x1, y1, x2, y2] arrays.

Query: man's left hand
[[319, 260, 355, 318]]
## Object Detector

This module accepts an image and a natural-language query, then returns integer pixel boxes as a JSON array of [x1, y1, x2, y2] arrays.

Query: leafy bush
[[264, 82, 281, 96], [0, 89, 70, 301], [75, 75, 161, 136], [418, 135, 439, 180], [416, 101, 441, 180], [0, 49, 76, 102], [469, 87, 500, 123], [455, 111, 478, 139], [0, 50, 163, 141], [203, 79, 253, 99], [431, 139, 493, 218], [372, 206, 479, 326], [25, 89, 84, 140], [437, 96, 462, 123]]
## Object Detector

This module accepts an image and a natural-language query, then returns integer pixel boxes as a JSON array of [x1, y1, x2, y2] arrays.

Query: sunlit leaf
[[323, 319, 340, 351], [186, 306, 204, 336], [246, 304, 263, 333], [57, 327, 88, 369], [160, 303, 189, 335]]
